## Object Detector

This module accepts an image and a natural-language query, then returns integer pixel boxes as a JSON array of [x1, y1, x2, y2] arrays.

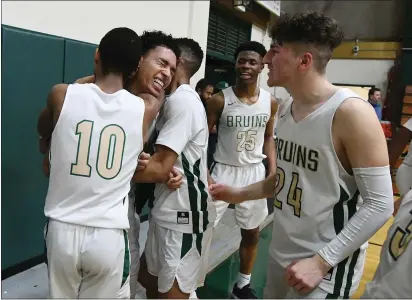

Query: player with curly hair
[[134, 37, 216, 299], [209, 12, 393, 298]]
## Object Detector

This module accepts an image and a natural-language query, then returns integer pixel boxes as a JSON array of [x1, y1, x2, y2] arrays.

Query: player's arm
[[139, 92, 162, 144], [205, 92, 225, 184], [74, 75, 95, 84], [132, 91, 193, 183], [209, 173, 276, 203], [388, 121, 412, 167], [317, 98, 394, 270], [263, 96, 278, 175], [37, 84, 68, 154]]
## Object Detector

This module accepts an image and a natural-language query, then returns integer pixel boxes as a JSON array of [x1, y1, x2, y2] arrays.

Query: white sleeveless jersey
[[213, 87, 271, 167], [271, 88, 367, 296], [363, 190, 412, 298], [401, 118, 412, 166], [151, 84, 216, 234], [44, 83, 145, 229]]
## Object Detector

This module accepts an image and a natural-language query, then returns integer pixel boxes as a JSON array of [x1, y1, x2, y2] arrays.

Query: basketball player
[[206, 41, 277, 299], [209, 12, 394, 298], [37, 28, 176, 298], [133, 38, 216, 299], [361, 189, 412, 298], [388, 117, 412, 215], [73, 30, 183, 299]]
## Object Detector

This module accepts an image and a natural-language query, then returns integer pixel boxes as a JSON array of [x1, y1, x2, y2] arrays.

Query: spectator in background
[[196, 78, 214, 109], [368, 87, 382, 120]]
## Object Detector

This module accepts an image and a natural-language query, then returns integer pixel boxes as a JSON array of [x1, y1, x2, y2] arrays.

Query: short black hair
[[234, 41, 267, 60], [195, 78, 213, 92], [269, 11, 345, 72], [141, 30, 181, 59], [174, 38, 204, 76], [368, 87, 381, 98], [98, 27, 142, 81]]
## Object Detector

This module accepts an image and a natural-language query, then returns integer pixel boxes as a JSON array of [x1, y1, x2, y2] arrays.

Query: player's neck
[[286, 73, 336, 105], [233, 81, 258, 98], [95, 74, 124, 94], [167, 75, 190, 95]]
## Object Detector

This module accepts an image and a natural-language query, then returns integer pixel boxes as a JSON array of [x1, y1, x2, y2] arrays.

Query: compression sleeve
[[318, 166, 394, 267]]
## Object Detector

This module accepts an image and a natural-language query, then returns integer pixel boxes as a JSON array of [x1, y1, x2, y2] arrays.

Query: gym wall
[[1, 0, 210, 276], [2, 0, 211, 89]]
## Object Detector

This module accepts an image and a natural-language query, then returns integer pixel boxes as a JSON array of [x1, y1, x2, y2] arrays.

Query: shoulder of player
[[334, 97, 381, 135], [47, 83, 69, 108], [208, 91, 225, 111]]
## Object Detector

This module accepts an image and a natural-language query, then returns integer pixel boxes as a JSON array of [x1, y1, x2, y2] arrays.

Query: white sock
[[189, 291, 198, 299], [237, 272, 251, 289]]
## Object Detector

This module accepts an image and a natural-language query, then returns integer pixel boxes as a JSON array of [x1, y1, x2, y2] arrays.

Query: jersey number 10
[[70, 120, 126, 180]]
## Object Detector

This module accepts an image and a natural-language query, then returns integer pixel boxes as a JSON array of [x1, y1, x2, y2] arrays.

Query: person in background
[[196, 78, 214, 109], [368, 87, 382, 120]]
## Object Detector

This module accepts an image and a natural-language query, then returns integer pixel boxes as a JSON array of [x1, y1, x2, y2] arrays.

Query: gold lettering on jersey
[[227, 114, 269, 128], [276, 138, 319, 172]]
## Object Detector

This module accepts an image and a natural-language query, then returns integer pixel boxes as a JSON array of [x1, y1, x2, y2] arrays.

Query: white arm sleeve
[[403, 118, 412, 132], [318, 166, 394, 267], [155, 91, 194, 155]]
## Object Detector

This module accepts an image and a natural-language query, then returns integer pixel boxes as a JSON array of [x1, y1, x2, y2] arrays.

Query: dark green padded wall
[[1, 26, 65, 270], [64, 39, 96, 83]]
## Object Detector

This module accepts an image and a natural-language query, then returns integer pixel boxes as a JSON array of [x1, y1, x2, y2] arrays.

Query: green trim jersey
[[271, 89, 367, 297], [363, 190, 412, 298], [151, 84, 216, 234], [213, 87, 272, 167], [44, 83, 145, 230]]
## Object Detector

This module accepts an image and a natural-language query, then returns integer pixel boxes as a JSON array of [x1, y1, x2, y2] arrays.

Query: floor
[[1, 204, 395, 299]]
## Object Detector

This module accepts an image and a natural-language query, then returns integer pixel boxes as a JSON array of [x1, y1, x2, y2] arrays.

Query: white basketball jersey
[[213, 87, 271, 167], [271, 88, 367, 296], [151, 84, 216, 234], [363, 190, 412, 298], [402, 118, 412, 166], [44, 83, 145, 229]]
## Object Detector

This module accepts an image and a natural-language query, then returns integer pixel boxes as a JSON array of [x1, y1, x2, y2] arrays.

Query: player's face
[[199, 85, 214, 102], [235, 51, 264, 84], [136, 46, 177, 98], [263, 43, 300, 88]]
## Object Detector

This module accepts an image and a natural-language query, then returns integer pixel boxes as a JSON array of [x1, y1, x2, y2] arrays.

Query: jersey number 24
[[70, 120, 125, 180], [274, 166, 302, 218]]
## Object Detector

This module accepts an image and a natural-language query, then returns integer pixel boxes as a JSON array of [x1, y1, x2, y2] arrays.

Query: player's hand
[[285, 254, 331, 295], [393, 197, 402, 216], [209, 184, 244, 203], [166, 168, 183, 190], [137, 152, 151, 170], [42, 154, 50, 177]]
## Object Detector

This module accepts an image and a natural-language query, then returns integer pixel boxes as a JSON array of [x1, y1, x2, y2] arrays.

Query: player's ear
[[94, 48, 100, 66]]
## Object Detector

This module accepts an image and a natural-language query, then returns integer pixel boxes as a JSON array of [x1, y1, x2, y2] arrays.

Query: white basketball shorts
[[210, 162, 268, 229], [45, 219, 130, 299], [144, 219, 212, 294]]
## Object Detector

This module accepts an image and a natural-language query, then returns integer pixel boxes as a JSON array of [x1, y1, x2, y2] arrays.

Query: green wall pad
[[1, 25, 65, 270], [64, 39, 96, 83]]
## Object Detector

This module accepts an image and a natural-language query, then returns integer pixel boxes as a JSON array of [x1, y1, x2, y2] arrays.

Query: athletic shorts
[[210, 162, 268, 229], [396, 163, 412, 196], [45, 219, 130, 299], [127, 192, 141, 299], [144, 219, 211, 294]]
